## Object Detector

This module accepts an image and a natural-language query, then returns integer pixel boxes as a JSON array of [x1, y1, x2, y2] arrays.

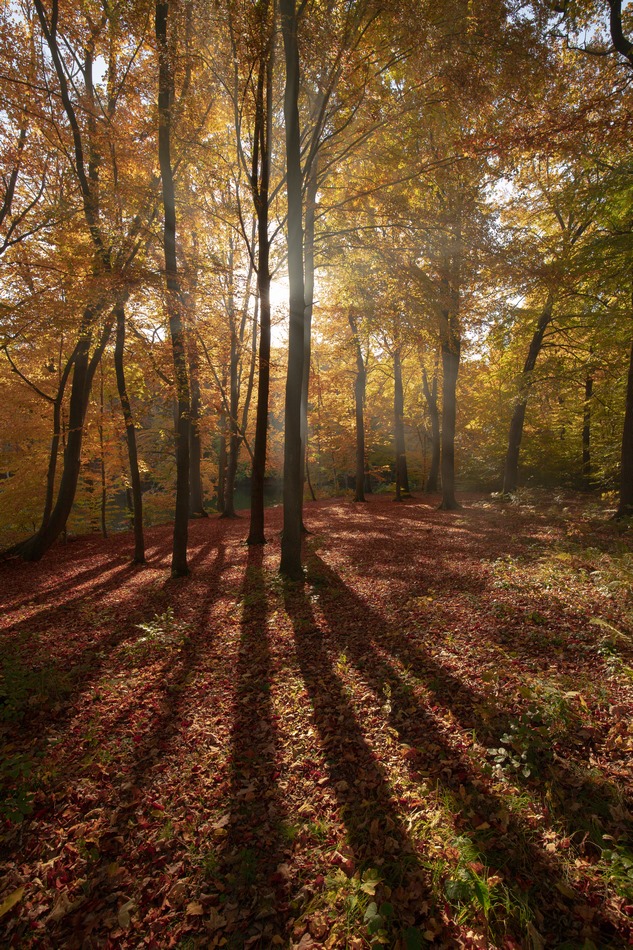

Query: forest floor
[[0, 491, 632, 949]]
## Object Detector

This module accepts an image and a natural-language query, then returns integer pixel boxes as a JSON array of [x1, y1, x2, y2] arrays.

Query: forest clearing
[[0, 493, 632, 948]]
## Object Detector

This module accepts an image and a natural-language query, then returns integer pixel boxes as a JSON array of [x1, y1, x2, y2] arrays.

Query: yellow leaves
[[185, 901, 204, 916], [117, 900, 134, 929]]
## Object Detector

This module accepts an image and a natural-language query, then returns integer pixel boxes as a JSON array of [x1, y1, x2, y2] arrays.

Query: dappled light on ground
[[0, 494, 632, 948]]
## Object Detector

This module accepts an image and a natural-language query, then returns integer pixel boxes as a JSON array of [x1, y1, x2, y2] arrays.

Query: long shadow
[[10, 544, 230, 946], [2, 561, 146, 640], [284, 580, 455, 945], [307, 551, 630, 947], [215, 548, 287, 947]]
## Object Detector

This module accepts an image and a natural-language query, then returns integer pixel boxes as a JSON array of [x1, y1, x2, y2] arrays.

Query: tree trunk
[[306, 454, 317, 501], [41, 341, 77, 530], [217, 414, 227, 513], [393, 347, 410, 497], [299, 157, 318, 519], [616, 335, 633, 518], [20, 307, 116, 560], [349, 313, 366, 503], [99, 364, 107, 538], [279, 0, 305, 580], [222, 271, 240, 518], [582, 374, 593, 490], [157, 0, 190, 577], [114, 305, 145, 562], [439, 308, 461, 510], [502, 294, 554, 494], [188, 334, 207, 518], [422, 364, 440, 492], [247, 19, 274, 546]]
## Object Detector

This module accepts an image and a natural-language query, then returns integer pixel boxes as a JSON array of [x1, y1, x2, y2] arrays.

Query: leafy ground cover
[[0, 492, 632, 949]]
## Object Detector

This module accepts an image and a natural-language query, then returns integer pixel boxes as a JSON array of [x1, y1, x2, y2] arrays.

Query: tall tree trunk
[[247, 13, 274, 545], [114, 305, 145, 562], [222, 247, 241, 519], [222, 327, 240, 518], [41, 340, 76, 529], [393, 347, 410, 498], [188, 334, 206, 517], [349, 313, 366, 503], [279, 0, 305, 580], [439, 307, 461, 510], [502, 294, 554, 494], [20, 307, 116, 560], [422, 363, 440, 493], [582, 374, 593, 490], [299, 157, 318, 519], [157, 0, 190, 577], [217, 413, 227, 513], [99, 364, 107, 538], [616, 334, 633, 518]]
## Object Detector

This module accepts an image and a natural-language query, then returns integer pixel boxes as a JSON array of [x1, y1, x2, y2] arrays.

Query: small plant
[[363, 898, 393, 946], [122, 608, 190, 660], [601, 841, 633, 901]]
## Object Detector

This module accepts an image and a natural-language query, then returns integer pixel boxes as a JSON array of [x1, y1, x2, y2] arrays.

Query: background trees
[[1, 0, 633, 558]]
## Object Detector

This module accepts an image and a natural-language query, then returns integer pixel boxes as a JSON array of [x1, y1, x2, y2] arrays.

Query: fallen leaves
[[0, 494, 631, 947]]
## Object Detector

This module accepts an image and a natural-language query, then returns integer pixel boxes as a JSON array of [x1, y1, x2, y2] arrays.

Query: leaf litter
[[0, 492, 631, 948]]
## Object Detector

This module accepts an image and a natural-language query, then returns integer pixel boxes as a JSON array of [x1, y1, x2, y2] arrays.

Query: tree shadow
[[283, 578, 454, 945], [306, 551, 629, 947], [214, 547, 288, 947]]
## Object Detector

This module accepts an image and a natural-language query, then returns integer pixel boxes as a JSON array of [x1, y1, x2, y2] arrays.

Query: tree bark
[[41, 340, 76, 530], [616, 335, 633, 518], [188, 333, 206, 517], [20, 307, 116, 559], [114, 305, 145, 562], [393, 347, 410, 498], [299, 157, 318, 519], [422, 364, 440, 492], [439, 306, 461, 510], [582, 374, 593, 490], [156, 0, 190, 577], [349, 313, 366, 503], [279, 0, 305, 580], [247, 11, 274, 545], [217, 413, 227, 513], [502, 294, 554, 494], [98, 365, 107, 538]]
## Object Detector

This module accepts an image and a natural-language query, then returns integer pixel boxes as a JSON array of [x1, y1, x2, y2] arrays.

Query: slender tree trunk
[[349, 313, 366, 503], [247, 18, 274, 545], [439, 307, 461, 510], [306, 454, 317, 501], [616, 336, 633, 518], [503, 294, 554, 494], [157, 0, 190, 577], [393, 348, 410, 497], [99, 365, 107, 538], [279, 0, 305, 579], [114, 306, 145, 562], [222, 274, 240, 518], [422, 364, 440, 492], [188, 334, 206, 518], [20, 306, 117, 560], [41, 342, 76, 529], [217, 415, 227, 514], [582, 374, 593, 490], [299, 157, 318, 519]]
